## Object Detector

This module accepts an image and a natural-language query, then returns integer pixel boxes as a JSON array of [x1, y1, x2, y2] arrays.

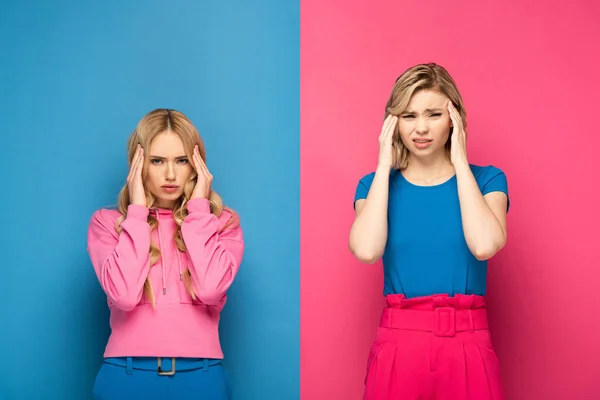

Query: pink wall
[[300, 1, 600, 399]]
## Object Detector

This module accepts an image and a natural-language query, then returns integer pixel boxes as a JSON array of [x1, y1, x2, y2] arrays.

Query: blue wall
[[0, 1, 299, 399]]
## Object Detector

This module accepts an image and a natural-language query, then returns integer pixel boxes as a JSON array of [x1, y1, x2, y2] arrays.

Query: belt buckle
[[434, 306, 456, 337], [157, 357, 176, 376]]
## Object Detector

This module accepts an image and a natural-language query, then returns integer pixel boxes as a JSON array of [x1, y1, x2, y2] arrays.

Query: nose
[[165, 162, 176, 181], [415, 117, 429, 134]]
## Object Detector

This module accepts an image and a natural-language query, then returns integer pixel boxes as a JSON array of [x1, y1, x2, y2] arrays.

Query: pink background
[[301, 1, 600, 399]]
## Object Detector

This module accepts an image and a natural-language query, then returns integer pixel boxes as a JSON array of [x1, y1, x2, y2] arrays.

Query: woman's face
[[397, 90, 453, 160], [144, 131, 194, 209]]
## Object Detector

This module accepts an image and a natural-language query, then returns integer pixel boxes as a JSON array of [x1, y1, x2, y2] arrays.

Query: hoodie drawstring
[[156, 212, 167, 295], [154, 210, 184, 296], [177, 248, 183, 281]]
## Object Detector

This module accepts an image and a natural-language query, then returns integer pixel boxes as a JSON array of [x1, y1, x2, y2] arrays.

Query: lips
[[413, 139, 432, 143], [162, 185, 179, 189]]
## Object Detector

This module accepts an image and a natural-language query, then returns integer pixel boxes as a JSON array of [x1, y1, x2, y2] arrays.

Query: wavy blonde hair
[[115, 108, 237, 307], [384, 63, 468, 170]]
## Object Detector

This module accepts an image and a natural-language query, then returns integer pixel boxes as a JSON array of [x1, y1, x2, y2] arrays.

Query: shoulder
[[218, 207, 244, 240], [354, 172, 376, 202], [357, 172, 376, 187], [469, 164, 507, 187], [219, 207, 237, 226], [356, 169, 396, 187], [89, 207, 122, 230]]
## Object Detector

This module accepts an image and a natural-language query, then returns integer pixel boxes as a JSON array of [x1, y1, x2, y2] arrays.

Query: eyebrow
[[402, 108, 444, 114], [149, 155, 188, 159]]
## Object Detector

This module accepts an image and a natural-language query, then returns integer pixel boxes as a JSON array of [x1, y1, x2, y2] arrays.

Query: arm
[[455, 163, 508, 261], [349, 166, 390, 263], [87, 205, 151, 311], [181, 198, 244, 305], [349, 115, 397, 264]]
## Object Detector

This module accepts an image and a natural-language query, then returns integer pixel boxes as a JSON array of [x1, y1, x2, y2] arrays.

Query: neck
[[154, 202, 175, 210], [403, 153, 456, 183]]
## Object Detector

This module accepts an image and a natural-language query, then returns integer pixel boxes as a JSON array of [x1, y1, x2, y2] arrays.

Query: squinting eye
[[431, 113, 441, 117], [177, 159, 189, 164], [151, 159, 163, 165], [402, 115, 415, 119]]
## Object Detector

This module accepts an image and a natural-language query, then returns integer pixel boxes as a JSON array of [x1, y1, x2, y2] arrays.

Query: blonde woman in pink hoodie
[[87, 109, 244, 399]]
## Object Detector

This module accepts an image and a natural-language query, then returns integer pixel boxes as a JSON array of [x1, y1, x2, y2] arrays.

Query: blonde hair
[[115, 108, 237, 307], [384, 63, 467, 170]]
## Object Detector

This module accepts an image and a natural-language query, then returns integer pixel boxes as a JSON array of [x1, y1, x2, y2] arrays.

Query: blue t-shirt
[[353, 164, 509, 298]]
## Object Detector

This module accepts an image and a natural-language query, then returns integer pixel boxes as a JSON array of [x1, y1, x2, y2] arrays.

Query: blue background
[[0, 1, 299, 399]]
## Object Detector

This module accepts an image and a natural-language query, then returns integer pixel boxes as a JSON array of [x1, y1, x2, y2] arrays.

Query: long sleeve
[[181, 198, 244, 306], [87, 205, 151, 311]]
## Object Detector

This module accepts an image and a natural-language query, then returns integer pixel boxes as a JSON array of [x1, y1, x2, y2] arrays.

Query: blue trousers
[[92, 357, 231, 399]]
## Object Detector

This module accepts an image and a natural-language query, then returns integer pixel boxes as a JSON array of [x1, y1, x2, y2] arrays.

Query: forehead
[[149, 131, 186, 155], [405, 90, 448, 110]]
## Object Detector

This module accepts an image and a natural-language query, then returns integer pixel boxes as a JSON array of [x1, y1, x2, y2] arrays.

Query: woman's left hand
[[448, 101, 468, 167], [191, 145, 213, 199]]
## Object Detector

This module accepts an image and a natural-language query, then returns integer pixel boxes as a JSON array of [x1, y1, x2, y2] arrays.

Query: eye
[[402, 115, 415, 119], [177, 158, 189, 164], [430, 113, 442, 117], [150, 159, 163, 165]]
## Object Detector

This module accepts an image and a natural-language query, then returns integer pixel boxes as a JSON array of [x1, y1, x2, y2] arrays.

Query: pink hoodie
[[87, 197, 244, 359]]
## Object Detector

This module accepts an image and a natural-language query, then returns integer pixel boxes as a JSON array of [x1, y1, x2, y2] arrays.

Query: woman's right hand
[[127, 145, 147, 206], [378, 114, 398, 169]]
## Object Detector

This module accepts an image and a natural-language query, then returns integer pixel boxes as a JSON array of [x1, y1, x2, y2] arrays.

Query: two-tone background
[[1, 0, 598, 399]]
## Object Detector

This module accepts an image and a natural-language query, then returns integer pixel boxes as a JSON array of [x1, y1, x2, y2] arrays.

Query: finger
[[195, 151, 209, 176], [132, 148, 143, 182], [193, 146, 205, 174], [385, 115, 398, 134], [449, 109, 466, 141], [448, 103, 462, 128], [137, 148, 144, 177], [383, 118, 397, 145], [198, 156, 212, 181], [448, 103, 457, 127], [450, 106, 460, 123], [384, 120, 395, 143], [193, 146, 203, 167], [192, 146, 199, 166], [128, 146, 141, 182], [379, 118, 388, 140], [380, 115, 395, 139], [386, 115, 397, 137], [381, 115, 397, 140], [191, 148, 199, 173], [193, 151, 205, 177], [453, 111, 465, 137]]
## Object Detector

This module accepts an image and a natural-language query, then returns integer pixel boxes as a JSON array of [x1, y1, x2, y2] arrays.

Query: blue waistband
[[104, 357, 222, 373]]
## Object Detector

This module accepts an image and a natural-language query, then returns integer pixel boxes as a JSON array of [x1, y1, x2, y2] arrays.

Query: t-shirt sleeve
[[480, 166, 510, 212], [353, 173, 375, 209]]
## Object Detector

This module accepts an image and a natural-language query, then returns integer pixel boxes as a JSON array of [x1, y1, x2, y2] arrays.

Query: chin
[[155, 194, 184, 208], [411, 143, 444, 154]]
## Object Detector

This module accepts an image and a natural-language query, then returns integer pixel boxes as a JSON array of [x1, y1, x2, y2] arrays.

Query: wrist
[[376, 164, 392, 174], [187, 197, 211, 214], [190, 194, 209, 200], [453, 160, 471, 174], [127, 204, 149, 220], [191, 185, 210, 200]]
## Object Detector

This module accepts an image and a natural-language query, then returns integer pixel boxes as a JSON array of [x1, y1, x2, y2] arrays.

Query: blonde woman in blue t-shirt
[[350, 63, 509, 400]]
